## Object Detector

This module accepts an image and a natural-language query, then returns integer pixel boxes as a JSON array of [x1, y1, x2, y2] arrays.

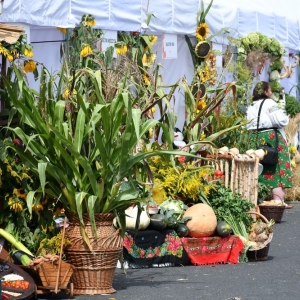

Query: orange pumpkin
[[183, 203, 217, 237]]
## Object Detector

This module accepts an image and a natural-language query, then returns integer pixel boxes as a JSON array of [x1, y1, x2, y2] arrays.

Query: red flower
[[140, 249, 145, 258], [279, 170, 285, 176], [278, 145, 284, 152], [123, 236, 134, 250], [269, 132, 275, 139], [167, 238, 181, 252], [285, 162, 291, 169], [13, 138, 23, 147]]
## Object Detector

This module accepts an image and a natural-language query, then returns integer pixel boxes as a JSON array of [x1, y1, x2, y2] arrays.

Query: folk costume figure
[[246, 81, 292, 208]]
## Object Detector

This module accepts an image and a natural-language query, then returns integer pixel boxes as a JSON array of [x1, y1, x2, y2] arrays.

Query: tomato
[[132, 32, 139, 37], [214, 170, 223, 177]]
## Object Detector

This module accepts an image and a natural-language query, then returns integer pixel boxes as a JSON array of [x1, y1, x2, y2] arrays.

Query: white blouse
[[246, 98, 289, 130]]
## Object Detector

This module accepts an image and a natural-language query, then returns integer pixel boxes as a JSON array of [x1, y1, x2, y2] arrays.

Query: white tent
[[1, 0, 299, 128]]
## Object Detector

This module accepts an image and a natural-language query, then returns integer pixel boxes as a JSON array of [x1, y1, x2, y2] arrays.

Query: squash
[[216, 221, 232, 237], [113, 206, 150, 230], [150, 214, 167, 230], [167, 217, 178, 229], [183, 203, 217, 237], [176, 224, 189, 237]]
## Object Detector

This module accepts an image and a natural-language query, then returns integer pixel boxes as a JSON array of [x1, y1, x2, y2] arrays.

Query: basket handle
[[246, 211, 269, 224]]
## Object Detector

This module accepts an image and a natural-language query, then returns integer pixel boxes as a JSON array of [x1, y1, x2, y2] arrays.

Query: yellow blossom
[[24, 48, 34, 58], [291, 160, 296, 168], [196, 23, 210, 41], [289, 146, 297, 154], [23, 60, 36, 73], [116, 45, 128, 55], [80, 45, 93, 57], [200, 133, 206, 140], [57, 27, 67, 34], [143, 74, 151, 86], [197, 99, 207, 110], [149, 35, 158, 45], [86, 20, 96, 27], [48, 223, 55, 232], [142, 53, 157, 67]]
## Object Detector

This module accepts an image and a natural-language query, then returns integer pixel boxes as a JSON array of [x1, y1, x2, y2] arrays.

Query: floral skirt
[[253, 130, 292, 189]]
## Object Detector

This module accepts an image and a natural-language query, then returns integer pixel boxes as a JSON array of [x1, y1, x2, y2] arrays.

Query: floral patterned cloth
[[123, 229, 190, 266], [254, 130, 292, 189]]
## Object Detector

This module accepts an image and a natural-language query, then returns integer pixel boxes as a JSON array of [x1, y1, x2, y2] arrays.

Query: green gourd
[[216, 221, 232, 237]]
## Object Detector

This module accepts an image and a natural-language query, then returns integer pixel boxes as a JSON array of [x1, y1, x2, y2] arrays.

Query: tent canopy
[[1, 0, 300, 50]]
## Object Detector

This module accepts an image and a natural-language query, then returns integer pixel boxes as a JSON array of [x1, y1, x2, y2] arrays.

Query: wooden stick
[[55, 217, 67, 293]]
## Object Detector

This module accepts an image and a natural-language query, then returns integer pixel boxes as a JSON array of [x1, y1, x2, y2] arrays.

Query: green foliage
[[270, 80, 282, 92], [257, 182, 271, 204], [205, 181, 255, 229], [285, 94, 300, 117]]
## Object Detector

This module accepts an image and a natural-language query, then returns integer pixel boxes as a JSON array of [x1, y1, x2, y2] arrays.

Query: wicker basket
[[64, 213, 123, 295], [247, 212, 274, 261], [259, 204, 285, 223], [35, 261, 75, 288]]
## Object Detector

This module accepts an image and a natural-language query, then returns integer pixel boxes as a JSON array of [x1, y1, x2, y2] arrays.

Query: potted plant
[[1, 13, 203, 292]]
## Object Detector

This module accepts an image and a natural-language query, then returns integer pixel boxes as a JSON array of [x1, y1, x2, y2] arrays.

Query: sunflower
[[195, 41, 210, 58], [148, 35, 158, 45], [143, 73, 151, 86], [116, 45, 128, 55], [196, 22, 210, 41], [198, 66, 210, 82], [80, 45, 93, 57], [14, 188, 27, 200], [142, 53, 157, 67], [86, 19, 96, 27], [23, 60, 36, 73], [23, 48, 34, 58], [57, 27, 67, 34], [197, 99, 207, 110]]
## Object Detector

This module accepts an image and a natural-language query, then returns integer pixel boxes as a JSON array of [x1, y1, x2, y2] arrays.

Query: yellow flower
[[116, 45, 128, 55], [62, 89, 77, 99], [142, 53, 157, 67], [148, 128, 153, 139], [80, 45, 93, 57], [149, 35, 158, 45], [23, 60, 36, 73], [48, 223, 55, 232], [197, 99, 207, 110], [86, 20, 96, 27], [200, 133, 206, 140], [34, 203, 44, 211], [57, 27, 67, 34], [151, 182, 167, 205], [15, 188, 27, 200], [289, 146, 297, 154], [7, 54, 14, 62], [199, 66, 210, 82], [143, 74, 151, 86], [291, 160, 296, 168], [41, 225, 48, 234], [24, 48, 34, 58], [196, 23, 210, 41]]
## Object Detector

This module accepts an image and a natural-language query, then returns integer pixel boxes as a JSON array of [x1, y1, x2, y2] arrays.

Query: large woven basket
[[259, 204, 285, 223], [247, 212, 274, 261], [64, 213, 123, 295]]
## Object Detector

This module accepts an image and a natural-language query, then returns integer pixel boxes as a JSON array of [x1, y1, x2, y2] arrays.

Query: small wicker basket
[[259, 204, 285, 223], [247, 212, 274, 261]]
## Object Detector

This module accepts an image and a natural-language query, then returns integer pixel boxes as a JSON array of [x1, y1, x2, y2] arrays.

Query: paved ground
[[38, 202, 300, 300]]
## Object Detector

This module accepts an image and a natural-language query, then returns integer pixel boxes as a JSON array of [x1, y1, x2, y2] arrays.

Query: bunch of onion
[[247, 219, 275, 249]]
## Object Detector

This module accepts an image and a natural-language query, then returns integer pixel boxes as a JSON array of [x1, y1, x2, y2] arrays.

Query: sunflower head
[[195, 41, 211, 58], [196, 23, 210, 41]]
